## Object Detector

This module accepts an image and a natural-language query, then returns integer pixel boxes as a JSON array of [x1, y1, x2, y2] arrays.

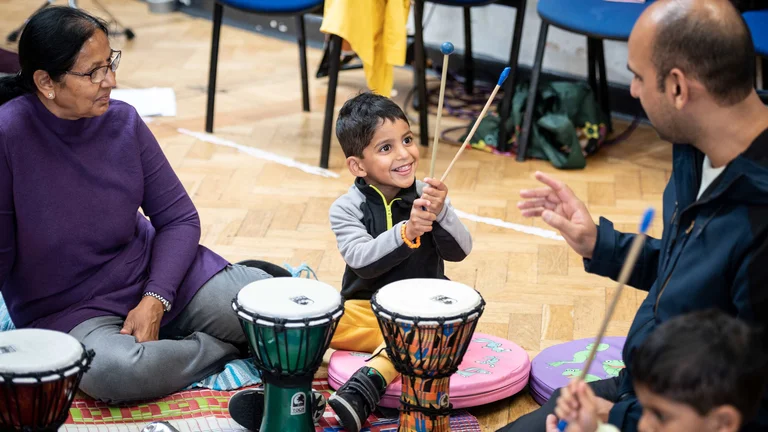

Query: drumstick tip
[[440, 42, 455, 55], [640, 207, 655, 234], [497, 67, 511, 87]]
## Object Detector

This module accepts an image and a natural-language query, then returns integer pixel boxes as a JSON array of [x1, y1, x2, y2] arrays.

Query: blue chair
[[516, 0, 651, 162], [205, 0, 323, 133], [744, 10, 768, 56], [410, 0, 528, 152], [744, 9, 768, 93]]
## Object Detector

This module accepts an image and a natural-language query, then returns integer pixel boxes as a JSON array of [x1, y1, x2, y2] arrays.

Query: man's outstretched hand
[[518, 171, 598, 259]]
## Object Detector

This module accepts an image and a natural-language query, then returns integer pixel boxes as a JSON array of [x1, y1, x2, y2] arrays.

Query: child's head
[[630, 309, 768, 432], [336, 92, 418, 194]]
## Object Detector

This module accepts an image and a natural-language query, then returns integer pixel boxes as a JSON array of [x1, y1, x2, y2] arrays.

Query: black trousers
[[496, 377, 622, 432]]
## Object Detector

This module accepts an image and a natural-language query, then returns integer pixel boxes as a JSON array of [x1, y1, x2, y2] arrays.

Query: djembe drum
[[0, 329, 94, 432], [232, 278, 344, 432], [372, 279, 485, 431]]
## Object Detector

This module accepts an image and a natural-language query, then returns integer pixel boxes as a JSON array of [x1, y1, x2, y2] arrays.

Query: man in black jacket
[[500, 0, 768, 431]]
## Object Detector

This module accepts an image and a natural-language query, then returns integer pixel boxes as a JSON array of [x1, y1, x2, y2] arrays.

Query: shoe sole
[[229, 390, 264, 431], [328, 394, 362, 432]]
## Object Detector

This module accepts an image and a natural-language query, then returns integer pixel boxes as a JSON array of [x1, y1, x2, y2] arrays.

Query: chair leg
[[498, 0, 527, 153], [413, 0, 429, 147], [205, 2, 224, 133], [517, 21, 548, 162], [320, 34, 342, 169], [463, 6, 474, 95], [596, 39, 613, 133], [296, 14, 310, 112], [586, 37, 598, 97]]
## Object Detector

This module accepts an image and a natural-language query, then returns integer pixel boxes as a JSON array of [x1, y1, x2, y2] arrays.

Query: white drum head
[[236, 278, 342, 326], [374, 279, 482, 324], [0, 329, 84, 383]]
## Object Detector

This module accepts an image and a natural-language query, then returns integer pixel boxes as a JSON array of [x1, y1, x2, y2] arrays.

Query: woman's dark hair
[[0, 7, 108, 105]]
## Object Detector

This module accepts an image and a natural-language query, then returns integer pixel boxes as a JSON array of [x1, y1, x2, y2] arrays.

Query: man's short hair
[[630, 309, 768, 420], [652, 2, 755, 105], [335, 92, 409, 158]]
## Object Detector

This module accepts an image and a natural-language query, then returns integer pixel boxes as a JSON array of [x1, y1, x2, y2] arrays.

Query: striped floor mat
[[62, 380, 482, 431]]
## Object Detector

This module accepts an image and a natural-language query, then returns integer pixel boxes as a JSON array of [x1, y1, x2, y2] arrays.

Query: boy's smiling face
[[346, 118, 419, 200], [636, 384, 741, 432]]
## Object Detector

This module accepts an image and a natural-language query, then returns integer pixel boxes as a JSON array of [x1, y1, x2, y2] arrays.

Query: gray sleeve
[[329, 191, 416, 279], [414, 181, 472, 261], [432, 195, 473, 261]]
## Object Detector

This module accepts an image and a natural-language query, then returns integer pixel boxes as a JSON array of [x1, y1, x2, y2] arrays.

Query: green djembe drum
[[232, 278, 344, 432]]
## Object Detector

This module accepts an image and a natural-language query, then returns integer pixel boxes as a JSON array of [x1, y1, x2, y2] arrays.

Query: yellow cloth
[[320, 0, 411, 97], [331, 299, 399, 385]]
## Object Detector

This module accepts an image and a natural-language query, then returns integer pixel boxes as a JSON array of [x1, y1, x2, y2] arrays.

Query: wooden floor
[[0, 1, 672, 429]]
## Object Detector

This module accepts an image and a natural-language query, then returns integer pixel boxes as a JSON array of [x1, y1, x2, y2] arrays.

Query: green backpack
[[461, 81, 610, 170]]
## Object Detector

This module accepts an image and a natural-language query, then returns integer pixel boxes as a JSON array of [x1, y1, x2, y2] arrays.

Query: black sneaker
[[229, 387, 326, 431], [327, 367, 386, 432]]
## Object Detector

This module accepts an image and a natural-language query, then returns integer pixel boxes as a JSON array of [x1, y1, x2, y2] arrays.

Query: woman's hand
[[120, 296, 165, 343]]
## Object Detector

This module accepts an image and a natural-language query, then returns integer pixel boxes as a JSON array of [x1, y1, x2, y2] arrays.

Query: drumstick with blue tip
[[557, 207, 655, 432], [439, 66, 510, 183], [429, 42, 455, 179]]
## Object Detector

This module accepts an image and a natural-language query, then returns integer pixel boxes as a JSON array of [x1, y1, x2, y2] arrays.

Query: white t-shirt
[[697, 155, 727, 199]]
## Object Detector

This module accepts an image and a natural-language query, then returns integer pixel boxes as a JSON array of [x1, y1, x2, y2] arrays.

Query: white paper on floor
[[111, 87, 177, 117]]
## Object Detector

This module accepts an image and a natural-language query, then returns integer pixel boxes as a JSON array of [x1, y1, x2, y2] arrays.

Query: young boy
[[546, 309, 768, 432], [327, 92, 472, 431]]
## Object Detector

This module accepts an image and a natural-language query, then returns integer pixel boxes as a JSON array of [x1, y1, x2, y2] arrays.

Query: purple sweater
[[0, 94, 229, 333]]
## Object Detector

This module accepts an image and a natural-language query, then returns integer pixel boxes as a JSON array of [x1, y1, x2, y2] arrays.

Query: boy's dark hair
[[630, 309, 768, 419], [335, 92, 409, 158]]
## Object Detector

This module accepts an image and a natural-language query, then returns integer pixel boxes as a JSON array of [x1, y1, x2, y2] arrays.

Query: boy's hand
[[421, 178, 448, 216], [405, 198, 436, 240], [545, 380, 599, 432]]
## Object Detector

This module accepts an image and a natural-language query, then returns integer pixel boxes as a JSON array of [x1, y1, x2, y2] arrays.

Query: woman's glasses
[[66, 50, 121, 84]]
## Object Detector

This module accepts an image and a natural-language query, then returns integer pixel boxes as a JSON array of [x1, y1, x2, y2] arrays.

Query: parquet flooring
[[0, 1, 672, 429]]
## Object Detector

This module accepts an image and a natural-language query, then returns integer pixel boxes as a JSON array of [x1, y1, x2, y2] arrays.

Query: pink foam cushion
[[328, 332, 530, 409]]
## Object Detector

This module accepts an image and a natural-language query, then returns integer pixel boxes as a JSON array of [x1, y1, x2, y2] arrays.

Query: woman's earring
[[47, 92, 54, 99]]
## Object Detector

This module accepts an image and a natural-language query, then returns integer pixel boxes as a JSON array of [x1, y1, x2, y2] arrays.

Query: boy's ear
[[708, 405, 741, 432], [346, 156, 367, 178]]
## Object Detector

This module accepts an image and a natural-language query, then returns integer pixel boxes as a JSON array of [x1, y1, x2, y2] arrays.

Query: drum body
[[232, 278, 343, 432], [372, 279, 485, 432], [0, 329, 94, 432]]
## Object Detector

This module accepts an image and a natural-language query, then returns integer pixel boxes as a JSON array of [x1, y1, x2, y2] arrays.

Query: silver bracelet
[[143, 292, 171, 312]]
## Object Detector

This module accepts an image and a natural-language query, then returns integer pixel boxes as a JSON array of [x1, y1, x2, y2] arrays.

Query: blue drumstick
[[557, 208, 655, 432], [421, 64, 509, 214], [439, 67, 510, 183], [429, 42, 455, 180]]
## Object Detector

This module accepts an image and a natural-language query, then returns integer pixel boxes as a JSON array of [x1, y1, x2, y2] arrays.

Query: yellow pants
[[320, 0, 411, 97], [331, 300, 399, 385]]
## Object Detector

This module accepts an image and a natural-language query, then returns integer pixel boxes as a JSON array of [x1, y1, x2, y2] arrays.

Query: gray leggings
[[69, 264, 270, 403]]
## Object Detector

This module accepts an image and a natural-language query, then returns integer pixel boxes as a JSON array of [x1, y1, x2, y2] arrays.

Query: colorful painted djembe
[[0, 329, 94, 432], [371, 279, 485, 431], [232, 278, 344, 432]]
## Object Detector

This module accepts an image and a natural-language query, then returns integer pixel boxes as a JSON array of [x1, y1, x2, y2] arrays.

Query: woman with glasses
[[0, 6, 276, 404]]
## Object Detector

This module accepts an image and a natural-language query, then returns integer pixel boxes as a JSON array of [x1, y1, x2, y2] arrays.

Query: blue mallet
[[440, 66, 510, 182], [556, 207, 656, 432], [429, 42, 455, 179]]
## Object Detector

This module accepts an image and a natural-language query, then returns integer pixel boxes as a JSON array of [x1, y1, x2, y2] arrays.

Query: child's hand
[[544, 380, 599, 432], [405, 198, 436, 240], [421, 178, 448, 216]]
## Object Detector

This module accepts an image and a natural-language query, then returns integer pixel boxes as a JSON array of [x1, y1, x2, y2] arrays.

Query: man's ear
[[707, 405, 741, 432], [346, 156, 367, 178], [667, 68, 690, 110]]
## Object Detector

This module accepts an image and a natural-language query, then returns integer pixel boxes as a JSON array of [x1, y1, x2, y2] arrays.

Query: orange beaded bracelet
[[401, 222, 421, 249]]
